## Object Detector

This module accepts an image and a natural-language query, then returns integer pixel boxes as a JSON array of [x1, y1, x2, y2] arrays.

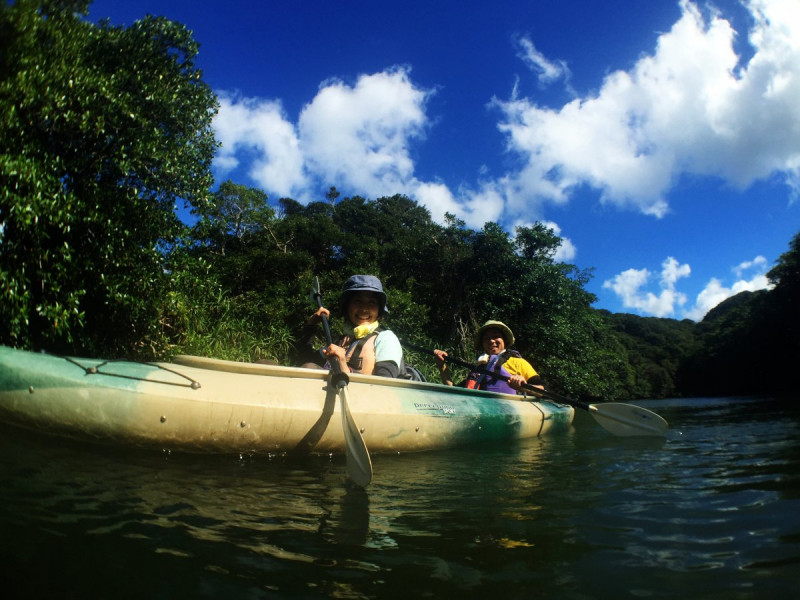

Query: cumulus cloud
[[213, 94, 305, 197], [683, 254, 773, 320], [411, 181, 462, 222], [493, 0, 800, 216], [604, 254, 774, 321], [684, 273, 772, 320], [212, 0, 800, 220], [733, 255, 767, 278], [213, 68, 512, 230], [213, 68, 431, 202], [555, 237, 578, 263], [298, 68, 430, 197], [603, 257, 691, 318]]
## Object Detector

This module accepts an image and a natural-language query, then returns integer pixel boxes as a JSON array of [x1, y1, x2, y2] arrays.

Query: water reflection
[[1, 396, 799, 599], [318, 483, 371, 547]]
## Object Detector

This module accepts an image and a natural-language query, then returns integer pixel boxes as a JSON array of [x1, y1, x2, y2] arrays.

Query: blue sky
[[88, 0, 800, 320]]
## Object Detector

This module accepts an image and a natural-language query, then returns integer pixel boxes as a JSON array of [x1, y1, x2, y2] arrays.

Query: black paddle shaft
[[403, 341, 592, 411], [312, 279, 349, 388]]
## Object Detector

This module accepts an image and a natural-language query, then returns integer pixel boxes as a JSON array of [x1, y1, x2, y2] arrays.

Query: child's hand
[[308, 306, 330, 324]]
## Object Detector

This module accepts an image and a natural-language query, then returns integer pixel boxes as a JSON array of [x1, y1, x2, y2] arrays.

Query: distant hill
[[598, 286, 795, 399], [598, 310, 698, 399]]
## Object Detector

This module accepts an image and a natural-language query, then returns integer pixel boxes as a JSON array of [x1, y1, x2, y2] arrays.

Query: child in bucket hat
[[297, 275, 405, 378], [338, 274, 389, 317], [433, 320, 544, 394]]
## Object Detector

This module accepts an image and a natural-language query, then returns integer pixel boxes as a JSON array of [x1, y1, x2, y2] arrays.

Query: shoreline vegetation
[[2, 2, 798, 402]]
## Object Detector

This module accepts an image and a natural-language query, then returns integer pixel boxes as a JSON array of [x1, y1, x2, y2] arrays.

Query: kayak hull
[[0, 346, 574, 455]]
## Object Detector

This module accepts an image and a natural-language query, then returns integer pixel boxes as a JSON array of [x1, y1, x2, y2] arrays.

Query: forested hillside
[[679, 230, 799, 396], [2, 2, 797, 402], [598, 312, 698, 399]]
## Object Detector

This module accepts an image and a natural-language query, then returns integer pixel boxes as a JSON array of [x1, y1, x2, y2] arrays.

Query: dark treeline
[[181, 183, 800, 400], [2, 1, 797, 401], [181, 182, 623, 400]]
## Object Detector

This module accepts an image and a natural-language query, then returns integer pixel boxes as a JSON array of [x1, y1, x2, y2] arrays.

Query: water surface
[[1, 396, 797, 599]]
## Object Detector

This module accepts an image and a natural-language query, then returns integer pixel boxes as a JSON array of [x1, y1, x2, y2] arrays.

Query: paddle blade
[[339, 386, 373, 487], [589, 403, 669, 437]]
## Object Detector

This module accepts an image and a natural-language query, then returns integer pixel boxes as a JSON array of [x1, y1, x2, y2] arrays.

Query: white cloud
[[298, 68, 431, 197], [455, 182, 507, 226], [213, 93, 305, 197], [515, 36, 570, 85], [212, 68, 431, 202], [555, 238, 578, 263], [684, 273, 772, 321], [684, 254, 773, 320], [493, 0, 800, 216], [662, 255, 692, 287], [733, 255, 767, 278], [211, 1, 800, 222], [411, 181, 462, 222], [603, 257, 690, 318], [605, 254, 774, 321]]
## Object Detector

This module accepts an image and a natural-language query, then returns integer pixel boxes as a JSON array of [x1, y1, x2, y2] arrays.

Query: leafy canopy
[[0, 0, 218, 356], [182, 186, 624, 398]]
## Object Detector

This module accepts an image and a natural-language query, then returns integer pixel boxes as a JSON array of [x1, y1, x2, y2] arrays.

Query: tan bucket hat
[[476, 320, 515, 349]]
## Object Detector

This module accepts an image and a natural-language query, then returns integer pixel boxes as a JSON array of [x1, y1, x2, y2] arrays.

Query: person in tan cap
[[434, 320, 543, 394]]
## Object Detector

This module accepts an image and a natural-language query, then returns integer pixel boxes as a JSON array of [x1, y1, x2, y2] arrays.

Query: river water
[[1, 396, 798, 599]]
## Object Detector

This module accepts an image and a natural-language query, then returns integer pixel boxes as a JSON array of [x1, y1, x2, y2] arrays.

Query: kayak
[[0, 345, 574, 455]]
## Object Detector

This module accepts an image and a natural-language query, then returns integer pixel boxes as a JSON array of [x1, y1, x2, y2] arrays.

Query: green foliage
[[592, 231, 800, 399], [677, 291, 766, 395], [763, 232, 800, 391], [671, 231, 800, 396], [192, 181, 275, 254], [601, 312, 699, 399], [768, 231, 800, 292], [149, 243, 292, 363], [174, 185, 630, 399], [0, 1, 217, 357], [678, 233, 800, 396]]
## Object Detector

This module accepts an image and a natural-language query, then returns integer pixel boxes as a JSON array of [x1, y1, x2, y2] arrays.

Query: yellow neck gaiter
[[350, 321, 380, 339]]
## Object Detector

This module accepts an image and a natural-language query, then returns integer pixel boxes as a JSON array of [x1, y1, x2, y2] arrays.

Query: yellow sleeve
[[504, 356, 538, 381]]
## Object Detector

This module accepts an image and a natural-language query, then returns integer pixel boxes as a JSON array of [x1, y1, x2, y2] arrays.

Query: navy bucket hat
[[339, 274, 389, 315]]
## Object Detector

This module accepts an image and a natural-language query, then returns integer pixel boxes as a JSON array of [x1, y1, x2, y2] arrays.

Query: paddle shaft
[[312, 278, 372, 486], [311, 283, 345, 382], [403, 342, 592, 409], [319, 323, 350, 390], [314, 296, 335, 352], [404, 342, 669, 437]]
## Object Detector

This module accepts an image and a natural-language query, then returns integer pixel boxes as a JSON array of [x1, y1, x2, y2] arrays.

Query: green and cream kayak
[[0, 345, 574, 455]]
